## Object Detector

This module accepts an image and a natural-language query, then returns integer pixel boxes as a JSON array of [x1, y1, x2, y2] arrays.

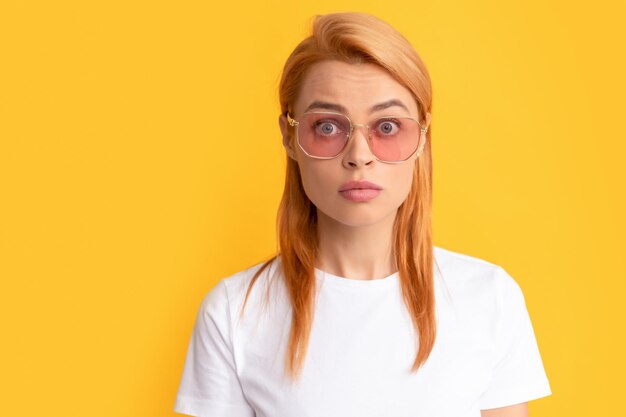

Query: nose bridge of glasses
[[350, 123, 372, 140], [344, 122, 377, 162]]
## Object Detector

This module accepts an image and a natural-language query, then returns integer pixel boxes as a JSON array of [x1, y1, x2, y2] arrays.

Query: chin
[[317, 206, 398, 228]]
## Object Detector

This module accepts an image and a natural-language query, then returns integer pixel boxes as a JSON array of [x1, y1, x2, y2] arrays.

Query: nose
[[342, 125, 375, 168]]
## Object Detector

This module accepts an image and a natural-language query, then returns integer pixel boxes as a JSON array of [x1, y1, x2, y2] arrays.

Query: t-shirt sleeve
[[174, 280, 255, 417], [478, 267, 552, 410]]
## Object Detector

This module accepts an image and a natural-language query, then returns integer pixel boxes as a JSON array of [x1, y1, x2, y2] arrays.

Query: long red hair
[[239, 12, 435, 383]]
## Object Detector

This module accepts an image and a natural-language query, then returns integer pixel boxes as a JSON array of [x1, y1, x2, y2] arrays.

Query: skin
[[279, 60, 430, 280], [481, 403, 528, 417], [279, 60, 528, 416]]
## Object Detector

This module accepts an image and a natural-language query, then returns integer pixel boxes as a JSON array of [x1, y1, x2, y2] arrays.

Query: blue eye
[[320, 123, 336, 135], [376, 120, 400, 135], [314, 120, 344, 136]]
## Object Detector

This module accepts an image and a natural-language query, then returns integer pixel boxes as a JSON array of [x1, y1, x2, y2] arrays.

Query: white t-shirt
[[174, 246, 551, 417]]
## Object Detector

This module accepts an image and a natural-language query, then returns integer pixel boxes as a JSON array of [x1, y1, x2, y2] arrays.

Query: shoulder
[[221, 257, 283, 300], [431, 250, 550, 408], [433, 245, 524, 304], [432, 246, 534, 353], [198, 257, 285, 322]]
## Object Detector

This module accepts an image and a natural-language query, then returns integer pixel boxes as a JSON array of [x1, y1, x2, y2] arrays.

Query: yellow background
[[1, 0, 624, 415]]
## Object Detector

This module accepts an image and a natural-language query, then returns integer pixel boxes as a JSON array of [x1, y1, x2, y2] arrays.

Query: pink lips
[[338, 180, 382, 202]]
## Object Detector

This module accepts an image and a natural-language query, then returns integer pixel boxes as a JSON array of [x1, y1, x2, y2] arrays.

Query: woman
[[174, 12, 551, 417]]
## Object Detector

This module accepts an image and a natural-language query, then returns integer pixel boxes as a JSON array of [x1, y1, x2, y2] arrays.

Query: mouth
[[339, 188, 381, 202], [338, 180, 382, 202], [338, 180, 382, 192]]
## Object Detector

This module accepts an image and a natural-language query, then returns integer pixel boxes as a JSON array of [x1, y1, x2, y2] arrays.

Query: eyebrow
[[370, 99, 410, 113], [303, 99, 410, 114], [303, 101, 347, 113]]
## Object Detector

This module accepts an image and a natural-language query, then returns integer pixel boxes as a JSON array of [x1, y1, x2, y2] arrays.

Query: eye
[[314, 120, 343, 136], [376, 119, 401, 136]]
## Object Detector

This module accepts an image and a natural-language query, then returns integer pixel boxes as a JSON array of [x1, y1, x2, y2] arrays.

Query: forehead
[[293, 60, 419, 117]]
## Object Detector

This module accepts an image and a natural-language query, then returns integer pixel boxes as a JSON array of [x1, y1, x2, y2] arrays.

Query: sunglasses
[[287, 111, 428, 164]]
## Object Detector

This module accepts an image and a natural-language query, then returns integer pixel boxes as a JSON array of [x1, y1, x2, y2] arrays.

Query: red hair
[[239, 12, 435, 383]]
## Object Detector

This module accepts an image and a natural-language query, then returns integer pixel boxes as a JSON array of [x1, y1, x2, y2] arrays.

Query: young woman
[[174, 12, 551, 417]]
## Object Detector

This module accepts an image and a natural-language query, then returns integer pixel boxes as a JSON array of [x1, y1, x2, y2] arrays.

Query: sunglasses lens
[[369, 117, 421, 162], [297, 113, 350, 158]]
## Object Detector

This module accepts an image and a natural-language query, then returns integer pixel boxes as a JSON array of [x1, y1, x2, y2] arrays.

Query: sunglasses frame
[[286, 111, 428, 164]]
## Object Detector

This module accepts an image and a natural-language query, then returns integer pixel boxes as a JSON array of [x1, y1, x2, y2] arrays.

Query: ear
[[423, 111, 431, 132], [278, 114, 297, 161], [416, 111, 432, 156]]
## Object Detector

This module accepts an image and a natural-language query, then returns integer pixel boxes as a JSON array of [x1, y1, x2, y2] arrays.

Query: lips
[[338, 180, 382, 192], [338, 180, 382, 202]]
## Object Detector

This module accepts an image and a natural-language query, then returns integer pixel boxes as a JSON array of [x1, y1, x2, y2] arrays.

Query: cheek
[[298, 163, 334, 205], [391, 164, 416, 202]]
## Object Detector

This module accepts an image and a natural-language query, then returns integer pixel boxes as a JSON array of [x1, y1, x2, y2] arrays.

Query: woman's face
[[279, 60, 430, 228]]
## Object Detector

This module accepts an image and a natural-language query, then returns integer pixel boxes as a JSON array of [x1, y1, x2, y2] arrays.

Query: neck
[[315, 209, 397, 280]]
